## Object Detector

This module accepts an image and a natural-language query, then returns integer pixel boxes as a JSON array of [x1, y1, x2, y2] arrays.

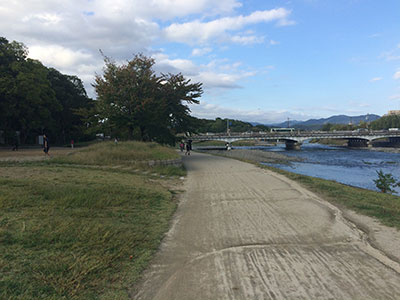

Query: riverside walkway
[[132, 152, 400, 299]]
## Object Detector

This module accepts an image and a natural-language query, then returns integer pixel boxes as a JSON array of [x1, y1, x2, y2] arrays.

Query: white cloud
[[348, 100, 371, 108], [394, 71, 400, 80], [191, 47, 212, 56], [269, 40, 280, 45], [192, 71, 254, 89], [133, 0, 243, 19], [28, 45, 93, 69], [380, 45, 400, 61], [164, 8, 293, 45], [189, 101, 312, 123], [368, 33, 381, 38], [0, 0, 291, 99], [22, 13, 63, 26], [153, 53, 200, 76], [152, 52, 255, 90], [369, 77, 382, 82], [389, 94, 400, 100], [231, 35, 264, 45]]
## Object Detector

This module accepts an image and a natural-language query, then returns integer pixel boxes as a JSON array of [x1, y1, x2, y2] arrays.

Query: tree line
[[190, 117, 269, 133], [0, 37, 94, 145], [0, 37, 205, 146], [321, 115, 400, 132]]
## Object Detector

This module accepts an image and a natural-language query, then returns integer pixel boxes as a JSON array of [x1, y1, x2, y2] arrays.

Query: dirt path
[[131, 152, 400, 300]]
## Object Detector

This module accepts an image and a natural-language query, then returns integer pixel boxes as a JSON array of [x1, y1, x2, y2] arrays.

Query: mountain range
[[255, 114, 381, 130]]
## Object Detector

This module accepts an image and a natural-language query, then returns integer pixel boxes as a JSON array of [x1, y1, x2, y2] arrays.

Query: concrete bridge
[[190, 130, 400, 150]]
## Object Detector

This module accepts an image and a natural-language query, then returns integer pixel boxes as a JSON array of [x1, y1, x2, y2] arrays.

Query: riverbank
[[197, 148, 400, 266], [309, 138, 400, 153], [200, 148, 400, 229], [133, 151, 400, 299], [370, 147, 400, 153], [196, 148, 302, 164]]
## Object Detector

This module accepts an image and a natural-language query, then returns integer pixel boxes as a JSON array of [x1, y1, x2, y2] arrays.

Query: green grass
[[262, 165, 400, 229], [192, 140, 226, 147], [54, 141, 180, 166], [0, 141, 185, 299]]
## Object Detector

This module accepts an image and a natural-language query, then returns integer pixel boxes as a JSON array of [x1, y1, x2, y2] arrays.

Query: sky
[[1, 0, 400, 123]]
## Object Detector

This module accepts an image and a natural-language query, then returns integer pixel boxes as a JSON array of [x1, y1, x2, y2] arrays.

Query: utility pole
[[287, 117, 290, 128], [227, 119, 230, 136]]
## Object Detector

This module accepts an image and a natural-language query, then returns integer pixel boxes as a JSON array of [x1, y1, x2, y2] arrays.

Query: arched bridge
[[191, 130, 400, 149]]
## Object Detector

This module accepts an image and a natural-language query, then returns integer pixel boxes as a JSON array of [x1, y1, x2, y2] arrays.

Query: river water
[[247, 143, 400, 193]]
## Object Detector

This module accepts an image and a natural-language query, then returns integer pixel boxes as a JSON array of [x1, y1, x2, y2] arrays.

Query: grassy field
[[0, 142, 184, 299]]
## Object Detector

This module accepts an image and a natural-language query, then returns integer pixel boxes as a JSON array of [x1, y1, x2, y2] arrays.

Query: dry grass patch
[[54, 141, 179, 166], [0, 141, 185, 299]]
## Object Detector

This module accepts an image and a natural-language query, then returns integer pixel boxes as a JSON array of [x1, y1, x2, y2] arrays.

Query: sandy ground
[[131, 151, 400, 299]]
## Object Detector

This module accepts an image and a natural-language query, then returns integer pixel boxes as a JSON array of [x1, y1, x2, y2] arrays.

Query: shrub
[[373, 170, 400, 194]]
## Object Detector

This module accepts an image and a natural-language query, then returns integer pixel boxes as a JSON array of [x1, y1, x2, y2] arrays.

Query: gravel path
[[131, 151, 400, 300]]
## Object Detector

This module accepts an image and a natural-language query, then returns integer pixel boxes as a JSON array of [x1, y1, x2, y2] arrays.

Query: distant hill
[[268, 114, 380, 130]]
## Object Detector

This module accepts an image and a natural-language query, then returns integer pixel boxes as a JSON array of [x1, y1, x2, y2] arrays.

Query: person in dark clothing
[[43, 134, 50, 156], [12, 135, 19, 151], [187, 139, 192, 150], [185, 143, 191, 155]]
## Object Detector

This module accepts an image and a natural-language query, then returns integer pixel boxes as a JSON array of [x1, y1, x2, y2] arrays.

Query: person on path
[[185, 143, 191, 155], [43, 134, 50, 156], [12, 135, 19, 151], [179, 142, 184, 152]]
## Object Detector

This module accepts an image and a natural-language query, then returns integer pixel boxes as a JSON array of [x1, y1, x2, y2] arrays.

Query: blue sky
[[1, 0, 399, 123]]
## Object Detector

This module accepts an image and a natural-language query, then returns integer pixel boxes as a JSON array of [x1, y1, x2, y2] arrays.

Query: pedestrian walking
[[185, 143, 191, 155], [43, 134, 50, 156], [12, 135, 19, 151]]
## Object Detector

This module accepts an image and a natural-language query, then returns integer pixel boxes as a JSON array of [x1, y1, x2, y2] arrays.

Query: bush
[[373, 170, 400, 194]]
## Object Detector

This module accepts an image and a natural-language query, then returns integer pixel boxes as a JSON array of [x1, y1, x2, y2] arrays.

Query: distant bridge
[[191, 130, 400, 149]]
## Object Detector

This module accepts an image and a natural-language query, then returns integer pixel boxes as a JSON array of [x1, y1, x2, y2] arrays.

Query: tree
[[94, 53, 202, 144], [0, 36, 94, 145], [0, 38, 29, 142], [373, 170, 400, 194], [47, 68, 94, 143], [322, 123, 334, 131], [0, 45, 61, 144], [370, 115, 400, 130]]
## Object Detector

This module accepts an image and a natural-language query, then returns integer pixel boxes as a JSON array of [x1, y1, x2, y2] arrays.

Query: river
[[245, 142, 400, 194]]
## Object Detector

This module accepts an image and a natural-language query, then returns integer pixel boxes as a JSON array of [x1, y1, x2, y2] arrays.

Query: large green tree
[[0, 38, 61, 143], [94, 54, 202, 144], [370, 115, 400, 130], [47, 68, 94, 143], [0, 37, 94, 144]]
